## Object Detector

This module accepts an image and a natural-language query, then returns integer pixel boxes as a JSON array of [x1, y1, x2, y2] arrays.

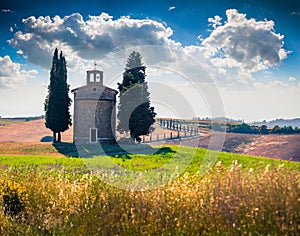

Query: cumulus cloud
[[202, 9, 288, 70], [8, 13, 178, 69], [0, 55, 38, 90], [289, 76, 296, 81], [197, 9, 289, 87], [169, 6, 176, 11], [7, 10, 289, 89], [208, 15, 222, 29]]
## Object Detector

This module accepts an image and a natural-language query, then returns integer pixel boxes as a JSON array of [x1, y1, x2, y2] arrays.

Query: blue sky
[[0, 0, 299, 121]]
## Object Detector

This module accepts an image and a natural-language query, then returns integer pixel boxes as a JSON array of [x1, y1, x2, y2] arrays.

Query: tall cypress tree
[[125, 51, 143, 70], [117, 51, 156, 142], [44, 48, 72, 143]]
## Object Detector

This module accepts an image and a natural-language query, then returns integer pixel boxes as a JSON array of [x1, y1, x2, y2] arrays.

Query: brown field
[[0, 142, 66, 157], [166, 132, 300, 162], [0, 119, 72, 143], [0, 119, 299, 161]]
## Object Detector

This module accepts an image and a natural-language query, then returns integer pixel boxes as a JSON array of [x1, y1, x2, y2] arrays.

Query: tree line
[[211, 122, 300, 135]]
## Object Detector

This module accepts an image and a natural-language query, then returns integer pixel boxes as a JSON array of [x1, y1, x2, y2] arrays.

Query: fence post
[[143, 135, 145, 143], [150, 133, 152, 142], [164, 132, 166, 140], [157, 134, 159, 141], [170, 132, 173, 140]]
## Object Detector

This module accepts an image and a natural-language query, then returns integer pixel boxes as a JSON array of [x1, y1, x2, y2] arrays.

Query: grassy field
[[0, 143, 299, 235], [0, 118, 26, 126]]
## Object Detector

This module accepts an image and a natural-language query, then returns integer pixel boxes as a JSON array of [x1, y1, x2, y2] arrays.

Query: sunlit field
[[0, 145, 299, 235]]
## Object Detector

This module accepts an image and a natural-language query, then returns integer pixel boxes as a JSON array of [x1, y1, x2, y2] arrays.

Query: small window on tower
[[89, 73, 95, 82], [96, 74, 101, 82], [93, 88, 96, 92]]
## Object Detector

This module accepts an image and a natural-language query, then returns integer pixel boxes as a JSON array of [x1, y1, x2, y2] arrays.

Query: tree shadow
[[52, 142, 79, 157], [53, 142, 175, 158]]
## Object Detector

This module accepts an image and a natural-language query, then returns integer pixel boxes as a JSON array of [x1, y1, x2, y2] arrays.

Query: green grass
[[0, 145, 299, 173], [0, 118, 26, 126], [0, 145, 299, 192], [0, 144, 299, 235], [0, 155, 83, 168]]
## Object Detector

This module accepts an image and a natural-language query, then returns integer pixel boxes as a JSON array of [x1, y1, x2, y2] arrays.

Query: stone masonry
[[72, 70, 118, 144]]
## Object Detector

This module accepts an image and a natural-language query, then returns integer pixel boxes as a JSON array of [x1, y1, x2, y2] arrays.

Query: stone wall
[[73, 99, 116, 144]]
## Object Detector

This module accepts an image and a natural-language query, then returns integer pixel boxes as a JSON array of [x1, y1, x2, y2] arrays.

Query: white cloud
[[1, 9, 12, 13], [9, 26, 13, 32], [208, 15, 222, 29], [0, 55, 38, 90], [1, 10, 297, 120], [8, 13, 178, 69], [199, 9, 288, 87], [7, 10, 289, 90], [169, 6, 176, 11], [289, 76, 296, 81], [197, 34, 204, 42], [290, 12, 300, 16], [202, 9, 288, 69]]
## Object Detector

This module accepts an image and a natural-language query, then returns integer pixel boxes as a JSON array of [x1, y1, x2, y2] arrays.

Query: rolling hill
[[0, 119, 299, 161]]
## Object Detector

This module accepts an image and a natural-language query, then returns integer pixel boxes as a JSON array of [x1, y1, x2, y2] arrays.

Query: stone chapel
[[72, 69, 118, 144]]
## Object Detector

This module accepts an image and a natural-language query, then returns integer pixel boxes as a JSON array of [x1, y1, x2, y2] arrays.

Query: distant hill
[[253, 118, 300, 128], [0, 119, 72, 142], [193, 116, 243, 123]]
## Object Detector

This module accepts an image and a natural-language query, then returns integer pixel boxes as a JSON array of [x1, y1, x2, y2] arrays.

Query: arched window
[[96, 73, 101, 82], [89, 73, 95, 82]]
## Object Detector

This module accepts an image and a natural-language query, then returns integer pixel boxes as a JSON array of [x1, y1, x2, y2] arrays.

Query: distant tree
[[259, 125, 269, 134], [44, 48, 72, 143], [283, 126, 294, 134], [271, 125, 280, 134], [117, 51, 156, 142], [231, 123, 253, 134], [228, 123, 300, 135]]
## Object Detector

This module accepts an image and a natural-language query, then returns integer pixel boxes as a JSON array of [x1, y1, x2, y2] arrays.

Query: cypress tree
[[44, 48, 72, 143], [125, 51, 143, 70], [117, 51, 156, 142]]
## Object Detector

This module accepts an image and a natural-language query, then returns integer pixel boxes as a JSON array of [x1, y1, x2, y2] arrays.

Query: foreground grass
[[0, 162, 299, 235], [1, 144, 299, 170], [0, 144, 299, 234]]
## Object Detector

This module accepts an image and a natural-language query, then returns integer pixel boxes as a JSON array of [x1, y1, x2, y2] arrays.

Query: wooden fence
[[142, 118, 202, 143]]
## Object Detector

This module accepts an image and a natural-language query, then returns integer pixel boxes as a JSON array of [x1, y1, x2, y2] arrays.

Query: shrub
[[0, 179, 26, 217]]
